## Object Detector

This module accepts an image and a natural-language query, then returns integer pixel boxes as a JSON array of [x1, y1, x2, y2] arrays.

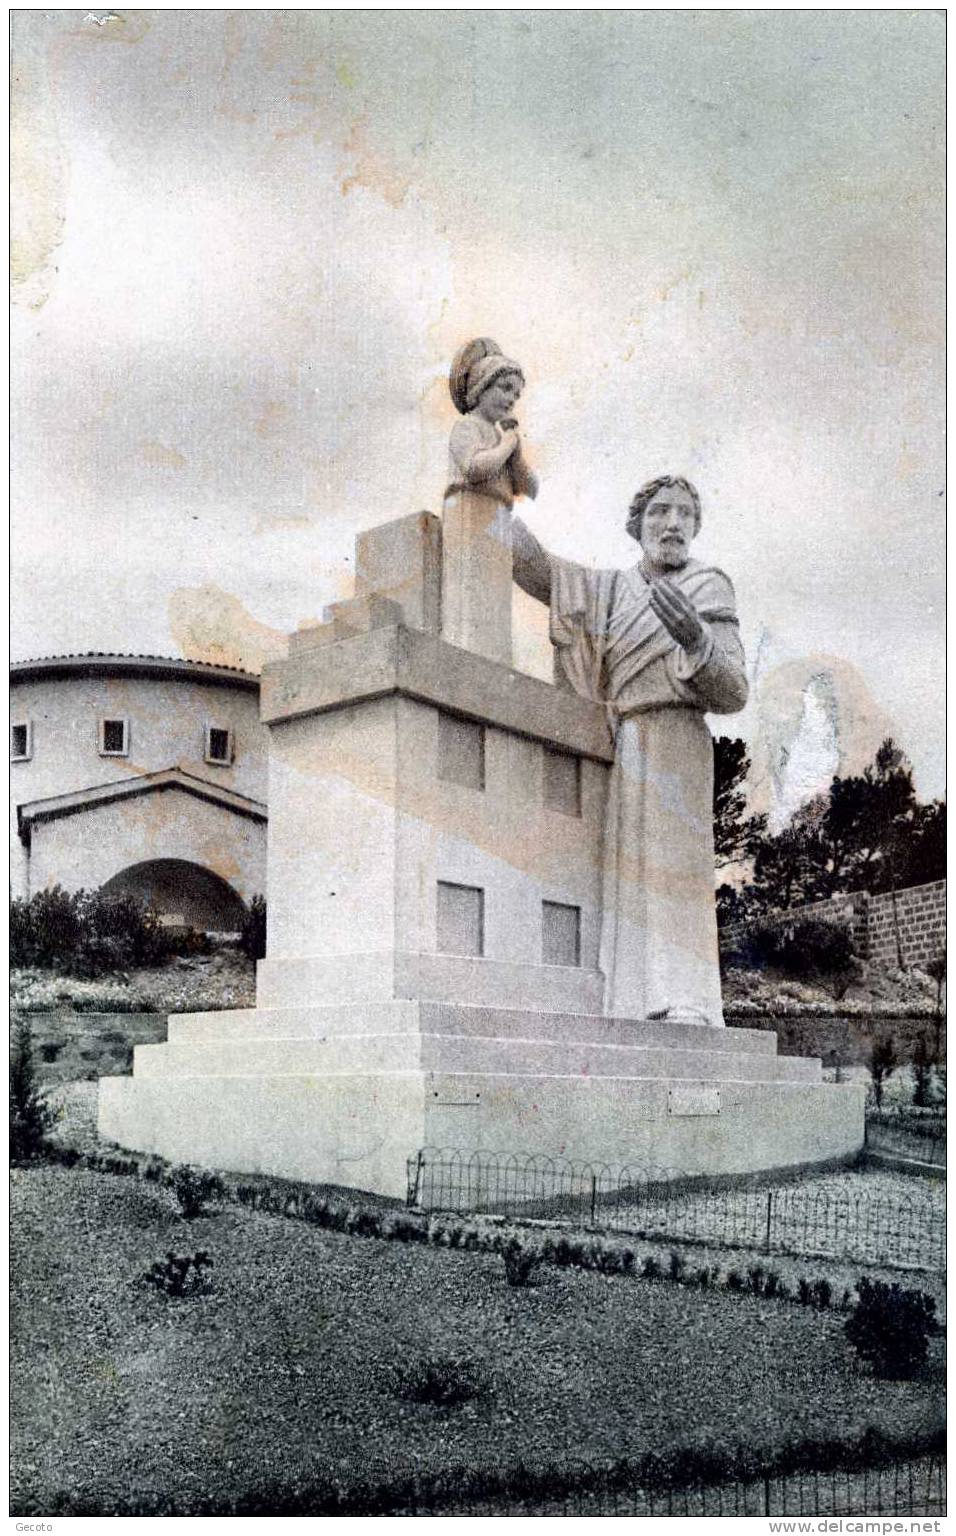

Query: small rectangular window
[[543, 747, 581, 817], [437, 712, 485, 790], [10, 722, 32, 761], [99, 718, 129, 756], [205, 725, 234, 765], [436, 881, 484, 957], [542, 901, 581, 967]]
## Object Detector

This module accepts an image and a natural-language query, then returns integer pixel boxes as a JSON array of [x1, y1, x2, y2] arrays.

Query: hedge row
[[41, 1143, 863, 1316]]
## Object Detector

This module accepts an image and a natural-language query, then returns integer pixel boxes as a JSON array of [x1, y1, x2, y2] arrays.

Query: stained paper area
[[11, 9, 943, 822]]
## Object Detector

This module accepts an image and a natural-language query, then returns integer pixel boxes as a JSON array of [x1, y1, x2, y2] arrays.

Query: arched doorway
[[99, 859, 247, 932]]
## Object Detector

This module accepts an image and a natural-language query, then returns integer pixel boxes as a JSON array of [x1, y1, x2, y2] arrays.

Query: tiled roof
[[10, 653, 262, 687], [13, 651, 258, 676]]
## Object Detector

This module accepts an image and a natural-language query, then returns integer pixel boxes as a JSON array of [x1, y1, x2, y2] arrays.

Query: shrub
[[726, 1270, 745, 1293], [775, 918, 857, 993], [502, 1238, 540, 1287], [381, 1212, 428, 1244], [814, 1279, 830, 1308], [845, 1278, 939, 1378], [394, 1357, 483, 1408], [912, 1034, 934, 1108], [10, 887, 83, 970], [9, 886, 177, 977], [723, 917, 780, 972], [641, 1255, 662, 1280], [723, 913, 857, 994], [668, 1250, 686, 1282], [240, 895, 268, 962], [870, 1035, 897, 1109], [795, 1276, 833, 1310], [160, 927, 212, 959], [143, 1250, 213, 1298], [346, 1207, 384, 1239], [591, 1244, 623, 1276], [90, 1150, 141, 1178], [10, 1018, 56, 1162], [553, 1237, 575, 1267], [168, 1164, 224, 1219], [747, 1264, 766, 1296]]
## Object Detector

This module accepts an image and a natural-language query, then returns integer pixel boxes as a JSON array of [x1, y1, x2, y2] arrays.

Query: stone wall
[[725, 1011, 945, 1065], [864, 882, 946, 971], [16, 1011, 169, 1085], [722, 880, 945, 971]]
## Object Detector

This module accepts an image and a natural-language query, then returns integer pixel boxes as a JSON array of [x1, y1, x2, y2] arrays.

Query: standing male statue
[[512, 477, 748, 1026]]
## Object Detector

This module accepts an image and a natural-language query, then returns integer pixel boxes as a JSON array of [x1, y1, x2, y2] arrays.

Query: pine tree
[[712, 736, 767, 871], [10, 1017, 54, 1162]]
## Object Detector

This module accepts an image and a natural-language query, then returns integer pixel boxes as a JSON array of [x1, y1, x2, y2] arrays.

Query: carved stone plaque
[[668, 1086, 721, 1117]]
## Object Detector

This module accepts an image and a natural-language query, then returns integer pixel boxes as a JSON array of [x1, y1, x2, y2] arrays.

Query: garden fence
[[392, 1453, 946, 1518], [865, 1117, 946, 1169], [407, 1149, 946, 1272]]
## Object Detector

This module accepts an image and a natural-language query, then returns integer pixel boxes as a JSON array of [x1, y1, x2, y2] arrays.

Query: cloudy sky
[[11, 10, 944, 819]]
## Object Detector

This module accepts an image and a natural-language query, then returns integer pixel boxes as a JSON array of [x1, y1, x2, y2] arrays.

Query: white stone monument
[[99, 345, 864, 1196]]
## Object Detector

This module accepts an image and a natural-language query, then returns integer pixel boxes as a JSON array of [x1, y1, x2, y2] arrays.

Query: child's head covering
[[450, 338, 524, 415]]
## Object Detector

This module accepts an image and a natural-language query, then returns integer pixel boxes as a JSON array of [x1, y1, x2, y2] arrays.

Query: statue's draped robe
[[513, 521, 748, 1025]]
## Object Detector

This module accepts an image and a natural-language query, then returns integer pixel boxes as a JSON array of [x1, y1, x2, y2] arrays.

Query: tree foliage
[[824, 739, 917, 895], [712, 736, 767, 871], [239, 895, 268, 962], [750, 797, 833, 910], [10, 1017, 55, 1162], [724, 738, 945, 916]]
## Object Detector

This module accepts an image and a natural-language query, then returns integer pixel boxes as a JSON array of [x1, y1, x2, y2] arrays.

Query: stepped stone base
[[98, 1001, 865, 1199]]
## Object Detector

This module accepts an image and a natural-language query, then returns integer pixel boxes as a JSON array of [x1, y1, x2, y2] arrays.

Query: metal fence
[[866, 1122, 947, 1168], [407, 1149, 946, 1272], [362, 1454, 945, 1517]]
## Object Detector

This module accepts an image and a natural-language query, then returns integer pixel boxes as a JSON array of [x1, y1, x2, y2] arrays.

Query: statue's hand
[[494, 423, 520, 458], [649, 578, 705, 650]]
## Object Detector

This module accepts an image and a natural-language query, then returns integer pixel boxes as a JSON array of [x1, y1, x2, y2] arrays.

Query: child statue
[[441, 339, 538, 665], [446, 338, 539, 507]]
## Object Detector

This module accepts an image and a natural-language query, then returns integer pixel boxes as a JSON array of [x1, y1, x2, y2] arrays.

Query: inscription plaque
[[668, 1086, 721, 1117]]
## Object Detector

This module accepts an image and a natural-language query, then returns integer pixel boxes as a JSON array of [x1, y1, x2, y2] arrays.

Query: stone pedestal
[[99, 583, 864, 1193], [100, 1000, 864, 1199], [355, 510, 442, 635], [440, 490, 513, 665]]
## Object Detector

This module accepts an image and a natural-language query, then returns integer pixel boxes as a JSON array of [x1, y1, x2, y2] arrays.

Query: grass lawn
[[11, 1164, 945, 1516]]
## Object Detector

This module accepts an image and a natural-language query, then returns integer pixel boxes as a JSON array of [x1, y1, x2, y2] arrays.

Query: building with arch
[[10, 654, 268, 931]]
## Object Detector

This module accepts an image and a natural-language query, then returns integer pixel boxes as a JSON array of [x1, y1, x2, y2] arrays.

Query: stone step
[[135, 1032, 819, 1083], [166, 1001, 780, 1056], [99, 1069, 865, 1198]]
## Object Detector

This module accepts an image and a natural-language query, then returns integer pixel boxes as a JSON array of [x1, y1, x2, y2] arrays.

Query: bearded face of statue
[[638, 485, 698, 572]]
